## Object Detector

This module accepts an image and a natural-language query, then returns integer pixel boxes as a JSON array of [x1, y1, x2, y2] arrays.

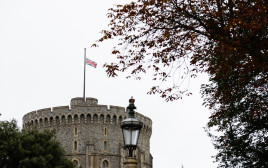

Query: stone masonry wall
[[22, 97, 153, 168]]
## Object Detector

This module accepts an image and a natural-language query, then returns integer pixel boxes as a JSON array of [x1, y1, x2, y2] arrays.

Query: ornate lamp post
[[121, 97, 142, 168]]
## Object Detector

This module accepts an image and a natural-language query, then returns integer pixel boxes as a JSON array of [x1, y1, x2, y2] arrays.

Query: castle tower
[[22, 97, 153, 168]]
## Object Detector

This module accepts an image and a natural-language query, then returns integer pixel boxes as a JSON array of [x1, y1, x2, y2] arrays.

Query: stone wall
[[22, 97, 153, 168]]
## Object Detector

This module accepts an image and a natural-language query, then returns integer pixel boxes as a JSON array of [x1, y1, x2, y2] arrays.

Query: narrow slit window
[[74, 141, 78, 152], [104, 141, 107, 151]]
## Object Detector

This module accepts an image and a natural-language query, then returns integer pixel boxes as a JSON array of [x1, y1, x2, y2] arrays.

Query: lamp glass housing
[[121, 118, 142, 147], [123, 128, 140, 146]]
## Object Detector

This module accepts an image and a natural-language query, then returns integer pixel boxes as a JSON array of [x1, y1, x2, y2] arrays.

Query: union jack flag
[[85, 58, 97, 68]]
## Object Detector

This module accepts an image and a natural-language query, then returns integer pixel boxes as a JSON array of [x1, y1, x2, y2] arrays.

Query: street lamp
[[121, 97, 142, 158]]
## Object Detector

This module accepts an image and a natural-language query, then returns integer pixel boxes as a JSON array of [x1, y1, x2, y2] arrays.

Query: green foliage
[[0, 120, 75, 168], [202, 50, 268, 167], [97, 0, 268, 167], [0, 120, 21, 168]]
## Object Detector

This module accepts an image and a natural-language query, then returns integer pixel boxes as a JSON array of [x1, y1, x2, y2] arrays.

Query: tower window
[[74, 141, 78, 152], [104, 127, 107, 135], [102, 160, 109, 168], [73, 160, 79, 167], [104, 141, 107, 151], [74, 128, 78, 135]]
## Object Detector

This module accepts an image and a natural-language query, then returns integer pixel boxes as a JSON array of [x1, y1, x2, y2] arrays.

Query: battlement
[[70, 97, 98, 107], [22, 97, 152, 132], [109, 105, 125, 113]]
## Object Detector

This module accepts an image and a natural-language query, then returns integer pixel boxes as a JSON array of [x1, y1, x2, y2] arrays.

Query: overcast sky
[[0, 0, 217, 167]]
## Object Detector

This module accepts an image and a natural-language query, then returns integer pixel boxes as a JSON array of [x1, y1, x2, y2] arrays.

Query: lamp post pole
[[124, 157, 138, 168], [121, 97, 142, 168]]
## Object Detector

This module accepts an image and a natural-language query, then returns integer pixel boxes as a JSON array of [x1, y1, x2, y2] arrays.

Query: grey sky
[[0, 0, 217, 167]]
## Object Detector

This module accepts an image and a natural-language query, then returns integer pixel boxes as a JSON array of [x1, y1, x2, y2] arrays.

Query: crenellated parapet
[[22, 97, 152, 135], [70, 97, 98, 107]]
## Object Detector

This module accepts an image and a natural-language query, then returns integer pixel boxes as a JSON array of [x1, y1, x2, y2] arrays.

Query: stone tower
[[22, 97, 153, 168]]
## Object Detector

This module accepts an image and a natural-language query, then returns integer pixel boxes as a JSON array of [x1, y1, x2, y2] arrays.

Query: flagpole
[[83, 48, 86, 102]]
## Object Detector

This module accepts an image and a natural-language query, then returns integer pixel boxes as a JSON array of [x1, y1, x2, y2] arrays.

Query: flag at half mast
[[85, 58, 97, 68]]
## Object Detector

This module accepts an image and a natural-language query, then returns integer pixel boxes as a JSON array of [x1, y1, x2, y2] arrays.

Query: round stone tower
[[22, 97, 153, 168]]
